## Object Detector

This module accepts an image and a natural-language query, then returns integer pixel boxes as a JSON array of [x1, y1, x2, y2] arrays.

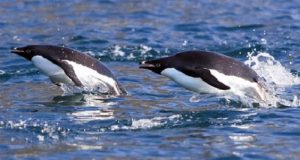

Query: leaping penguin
[[11, 45, 127, 96], [140, 50, 266, 101]]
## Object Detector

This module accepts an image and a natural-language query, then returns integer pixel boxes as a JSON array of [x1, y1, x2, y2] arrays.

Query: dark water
[[1, 0, 300, 159]]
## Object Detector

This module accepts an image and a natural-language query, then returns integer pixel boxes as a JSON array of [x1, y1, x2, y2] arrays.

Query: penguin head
[[11, 45, 65, 61], [139, 59, 168, 74], [11, 45, 43, 61]]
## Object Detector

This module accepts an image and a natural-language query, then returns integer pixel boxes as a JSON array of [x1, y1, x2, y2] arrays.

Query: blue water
[[1, 0, 300, 159]]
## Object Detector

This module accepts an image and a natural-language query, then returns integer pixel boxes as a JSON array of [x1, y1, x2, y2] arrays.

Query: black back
[[23, 45, 115, 79], [148, 51, 259, 83]]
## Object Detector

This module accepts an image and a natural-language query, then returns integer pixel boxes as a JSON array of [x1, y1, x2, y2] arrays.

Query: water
[[0, 0, 300, 159]]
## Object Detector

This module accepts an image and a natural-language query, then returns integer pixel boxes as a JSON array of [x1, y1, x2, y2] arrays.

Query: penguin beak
[[139, 61, 155, 69], [11, 47, 25, 55]]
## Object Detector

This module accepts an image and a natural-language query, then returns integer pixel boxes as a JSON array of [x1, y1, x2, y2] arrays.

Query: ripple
[[1, 0, 300, 159], [174, 22, 206, 32], [0, 70, 5, 75], [214, 24, 265, 31]]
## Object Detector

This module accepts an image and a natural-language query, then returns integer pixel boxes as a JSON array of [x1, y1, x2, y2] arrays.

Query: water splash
[[182, 40, 188, 46], [112, 45, 125, 57], [60, 84, 83, 95], [188, 52, 300, 108], [139, 44, 152, 54], [110, 114, 181, 130], [59, 84, 114, 98], [245, 52, 300, 86], [0, 119, 70, 141], [244, 52, 300, 107]]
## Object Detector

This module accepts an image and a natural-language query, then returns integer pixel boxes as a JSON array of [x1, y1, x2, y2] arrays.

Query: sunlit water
[[0, 1, 300, 159]]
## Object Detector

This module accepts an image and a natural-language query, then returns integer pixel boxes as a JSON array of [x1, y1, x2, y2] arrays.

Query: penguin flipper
[[59, 61, 83, 87], [179, 67, 230, 90]]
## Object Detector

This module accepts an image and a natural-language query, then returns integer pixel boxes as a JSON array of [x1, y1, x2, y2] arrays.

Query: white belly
[[63, 60, 121, 95], [31, 56, 122, 95], [32, 56, 74, 85], [161, 68, 222, 94], [161, 68, 265, 100]]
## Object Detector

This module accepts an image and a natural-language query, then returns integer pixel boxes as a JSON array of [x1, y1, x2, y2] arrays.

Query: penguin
[[140, 51, 267, 101], [11, 45, 127, 96]]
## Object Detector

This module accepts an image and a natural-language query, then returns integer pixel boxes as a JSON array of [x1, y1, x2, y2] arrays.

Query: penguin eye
[[25, 49, 32, 54]]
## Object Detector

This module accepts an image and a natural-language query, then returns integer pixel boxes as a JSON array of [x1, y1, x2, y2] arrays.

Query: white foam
[[242, 52, 300, 107], [140, 44, 152, 54], [110, 114, 181, 130], [112, 45, 125, 57], [37, 135, 45, 142], [2, 119, 68, 140], [245, 52, 300, 86], [60, 84, 84, 95], [182, 40, 188, 46]]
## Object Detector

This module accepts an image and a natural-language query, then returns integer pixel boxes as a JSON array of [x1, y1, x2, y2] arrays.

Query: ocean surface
[[0, 0, 300, 159]]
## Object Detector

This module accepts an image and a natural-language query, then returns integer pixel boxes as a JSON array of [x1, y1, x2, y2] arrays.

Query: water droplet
[[261, 38, 267, 45], [37, 135, 45, 142], [182, 40, 188, 46]]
